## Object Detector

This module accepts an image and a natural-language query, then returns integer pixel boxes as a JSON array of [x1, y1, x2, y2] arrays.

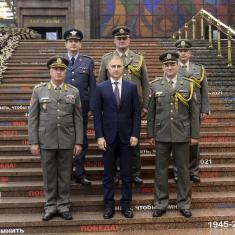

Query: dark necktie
[[55, 87, 61, 98], [169, 80, 174, 88], [121, 54, 126, 65], [71, 57, 75, 65], [113, 81, 120, 107]]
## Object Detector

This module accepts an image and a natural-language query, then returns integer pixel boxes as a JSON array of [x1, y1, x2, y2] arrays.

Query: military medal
[[66, 94, 75, 103]]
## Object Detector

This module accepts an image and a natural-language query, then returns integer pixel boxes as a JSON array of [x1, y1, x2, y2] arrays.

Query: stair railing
[[173, 9, 235, 67], [0, 27, 39, 82]]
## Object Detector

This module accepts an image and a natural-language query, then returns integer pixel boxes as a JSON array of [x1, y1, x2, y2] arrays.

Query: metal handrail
[[173, 9, 234, 67]]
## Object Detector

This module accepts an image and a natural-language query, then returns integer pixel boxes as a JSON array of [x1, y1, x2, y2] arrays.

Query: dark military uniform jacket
[[99, 50, 150, 109], [28, 82, 83, 149], [178, 62, 209, 114], [65, 54, 96, 114], [147, 75, 199, 142]]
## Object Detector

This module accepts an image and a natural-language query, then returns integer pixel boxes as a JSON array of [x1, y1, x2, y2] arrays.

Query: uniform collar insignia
[[47, 83, 52, 90], [64, 84, 68, 91]]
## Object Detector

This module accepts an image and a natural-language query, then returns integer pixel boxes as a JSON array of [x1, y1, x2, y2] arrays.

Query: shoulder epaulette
[[67, 83, 78, 90], [102, 52, 113, 58], [193, 62, 202, 66], [136, 51, 143, 56], [34, 82, 47, 89], [83, 54, 94, 61], [150, 77, 162, 83]]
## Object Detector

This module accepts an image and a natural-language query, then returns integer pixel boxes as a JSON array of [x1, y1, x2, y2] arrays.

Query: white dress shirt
[[179, 61, 189, 72], [110, 77, 122, 98], [68, 53, 79, 61], [166, 75, 177, 88], [116, 49, 129, 58], [50, 81, 64, 90]]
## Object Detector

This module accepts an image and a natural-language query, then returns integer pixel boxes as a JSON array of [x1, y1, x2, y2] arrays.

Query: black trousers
[[103, 134, 134, 208], [74, 113, 88, 179]]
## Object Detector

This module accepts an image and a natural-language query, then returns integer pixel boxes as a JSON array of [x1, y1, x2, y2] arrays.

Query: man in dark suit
[[93, 55, 141, 219], [64, 28, 96, 185], [99, 26, 150, 185], [28, 56, 83, 221]]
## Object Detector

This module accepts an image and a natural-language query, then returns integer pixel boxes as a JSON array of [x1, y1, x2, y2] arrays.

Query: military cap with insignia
[[47, 56, 69, 69], [112, 25, 131, 37], [159, 51, 179, 64], [63, 28, 83, 41], [175, 39, 192, 49]]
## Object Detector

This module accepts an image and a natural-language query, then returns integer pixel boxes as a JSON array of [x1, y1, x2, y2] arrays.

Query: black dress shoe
[[75, 177, 92, 186], [133, 176, 143, 185], [121, 207, 134, 218], [152, 209, 166, 217], [103, 208, 115, 219], [190, 175, 200, 182], [179, 209, 192, 218], [42, 211, 57, 221], [59, 211, 73, 220]]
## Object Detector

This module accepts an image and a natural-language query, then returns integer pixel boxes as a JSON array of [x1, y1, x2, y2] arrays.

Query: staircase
[[0, 39, 235, 234]]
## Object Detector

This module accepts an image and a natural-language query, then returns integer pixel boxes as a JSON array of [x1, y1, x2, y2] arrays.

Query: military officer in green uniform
[[174, 39, 209, 183], [99, 26, 150, 185], [28, 56, 83, 221], [147, 51, 199, 218]]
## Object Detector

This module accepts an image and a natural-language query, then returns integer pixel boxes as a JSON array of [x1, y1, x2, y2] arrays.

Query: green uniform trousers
[[154, 142, 191, 210], [41, 148, 73, 213]]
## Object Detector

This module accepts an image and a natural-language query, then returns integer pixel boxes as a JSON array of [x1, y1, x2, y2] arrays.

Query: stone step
[[1, 131, 235, 145], [0, 90, 227, 97], [0, 176, 235, 197], [0, 123, 232, 135], [0, 99, 232, 110], [0, 208, 234, 233], [0, 150, 234, 169], [0, 191, 234, 214], [0, 108, 234, 118], [0, 141, 235, 156], [1, 113, 235, 124], [0, 163, 234, 182]]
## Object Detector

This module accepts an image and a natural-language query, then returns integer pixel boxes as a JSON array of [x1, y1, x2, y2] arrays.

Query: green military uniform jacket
[[147, 75, 199, 142], [28, 82, 83, 149], [99, 49, 150, 109], [178, 62, 209, 114]]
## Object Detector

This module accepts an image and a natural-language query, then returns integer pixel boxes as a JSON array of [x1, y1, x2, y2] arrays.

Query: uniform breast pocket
[[179, 90, 189, 98], [182, 121, 190, 137], [155, 92, 165, 105], [38, 127, 46, 143], [65, 98, 76, 104], [78, 67, 89, 75], [64, 96, 76, 113], [39, 98, 51, 112]]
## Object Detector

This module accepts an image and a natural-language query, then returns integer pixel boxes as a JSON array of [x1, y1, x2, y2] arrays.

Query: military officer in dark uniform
[[28, 56, 83, 221], [147, 51, 199, 218], [99, 26, 150, 185], [174, 39, 209, 183], [64, 28, 96, 185]]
